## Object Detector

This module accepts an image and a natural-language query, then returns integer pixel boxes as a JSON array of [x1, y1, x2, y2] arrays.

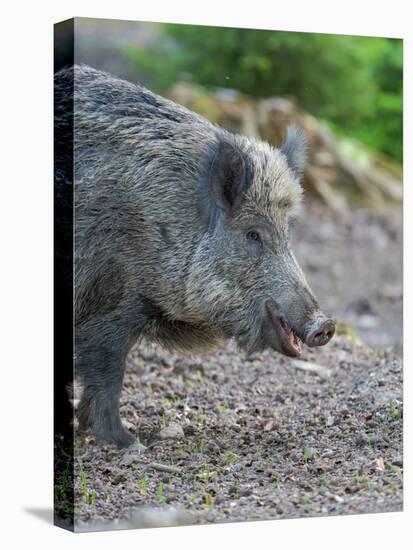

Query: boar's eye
[[246, 230, 261, 242]]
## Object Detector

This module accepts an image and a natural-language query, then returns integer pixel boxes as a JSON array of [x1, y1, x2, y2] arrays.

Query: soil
[[73, 201, 403, 531]]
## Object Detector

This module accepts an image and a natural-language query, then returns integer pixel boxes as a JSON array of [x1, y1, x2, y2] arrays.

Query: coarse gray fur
[[55, 65, 333, 447]]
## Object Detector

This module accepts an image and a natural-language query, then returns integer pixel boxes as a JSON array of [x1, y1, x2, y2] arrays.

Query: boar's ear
[[209, 140, 247, 215], [280, 125, 307, 179]]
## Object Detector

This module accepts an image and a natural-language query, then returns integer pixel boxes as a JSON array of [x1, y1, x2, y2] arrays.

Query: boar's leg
[[75, 305, 144, 448]]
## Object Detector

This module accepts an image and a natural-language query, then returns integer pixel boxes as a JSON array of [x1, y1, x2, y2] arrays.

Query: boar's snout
[[265, 299, 335, 358], [304, 316, 335, 348]]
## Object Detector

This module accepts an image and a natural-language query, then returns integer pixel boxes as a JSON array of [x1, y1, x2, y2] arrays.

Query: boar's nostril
[[306, 319, 335, 347]]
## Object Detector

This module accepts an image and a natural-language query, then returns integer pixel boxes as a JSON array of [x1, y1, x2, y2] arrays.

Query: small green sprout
[[78, 461, 96, 505], [201, 464, 212, 483], [226, 451, 239, 463], [217, 403, 228, 415], [199, 438, 206, 455], [389, 399, 402, 420], [273, 472, 281, 486], [204, 492, 213, 510], [138, 474, 148, 495], [157, 482, 166, 504], [303, 447, 313, 462]]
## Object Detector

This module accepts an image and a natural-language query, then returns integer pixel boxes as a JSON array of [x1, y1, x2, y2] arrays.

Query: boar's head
[[186, 126, 335, 356]]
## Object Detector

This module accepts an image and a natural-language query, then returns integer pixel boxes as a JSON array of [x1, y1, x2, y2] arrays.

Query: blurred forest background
[[72, 18, 403, 351], [73, 19, 402, 162], [123, 26, 402, 163]]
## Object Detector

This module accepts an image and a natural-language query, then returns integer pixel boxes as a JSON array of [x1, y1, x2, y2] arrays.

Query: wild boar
[[54, 65, 335, 447]]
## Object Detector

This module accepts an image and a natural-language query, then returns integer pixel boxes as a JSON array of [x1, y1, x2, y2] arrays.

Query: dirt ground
[[73, 201, 403, 531]]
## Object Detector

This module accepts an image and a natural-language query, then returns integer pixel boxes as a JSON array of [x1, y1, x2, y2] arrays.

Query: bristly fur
[[55, 64, 318, 447]]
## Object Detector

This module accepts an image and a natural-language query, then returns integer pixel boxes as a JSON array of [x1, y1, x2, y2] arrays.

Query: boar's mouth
[[265, 300, 303, 358]]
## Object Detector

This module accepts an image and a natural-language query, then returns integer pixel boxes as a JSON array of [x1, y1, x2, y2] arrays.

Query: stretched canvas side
[[54, 18, 75, 532]]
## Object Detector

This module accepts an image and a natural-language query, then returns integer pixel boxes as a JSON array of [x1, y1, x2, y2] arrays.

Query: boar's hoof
[[95, 426, 136, 448]]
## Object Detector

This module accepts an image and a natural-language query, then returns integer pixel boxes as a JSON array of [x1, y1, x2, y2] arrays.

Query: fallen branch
[[289, 359, 332, 380], [147, 462, 182, 474]]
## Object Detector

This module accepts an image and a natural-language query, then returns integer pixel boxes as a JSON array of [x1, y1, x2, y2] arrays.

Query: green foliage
[[123, 25, 402, 162]]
